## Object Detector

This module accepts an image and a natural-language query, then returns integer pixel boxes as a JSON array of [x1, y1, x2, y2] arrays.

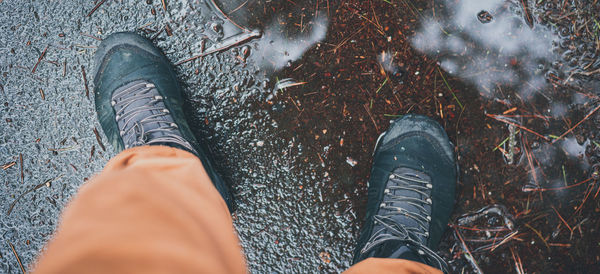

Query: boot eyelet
[[426, 183, 433, 189], [389, 174, 395, 179], [162, 109, 170, 113], [170, 123, 178, 128], [379, 203, 386, 208], [384, 189, 390, 194], [111, 100, 116, 106], [154, 95, 163, 100]]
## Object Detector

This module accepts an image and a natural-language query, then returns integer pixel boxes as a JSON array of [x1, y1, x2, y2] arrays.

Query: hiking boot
[[353, 114, 458, 271], [93, 32, 234, 210]]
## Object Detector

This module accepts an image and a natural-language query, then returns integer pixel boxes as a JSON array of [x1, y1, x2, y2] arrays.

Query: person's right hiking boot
[[353, 114, 458, 272], [93, 32, 234, 210]]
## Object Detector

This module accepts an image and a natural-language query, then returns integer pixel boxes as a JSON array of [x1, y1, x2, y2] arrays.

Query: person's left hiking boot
[[353, 114, 458, 272], [93, 32, 234, 210]]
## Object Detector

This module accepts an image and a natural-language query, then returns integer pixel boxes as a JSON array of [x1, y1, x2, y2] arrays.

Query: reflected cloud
[[412, 0, 559, 100], [412, 0, 598, 188], [250, 16, 328, 72]]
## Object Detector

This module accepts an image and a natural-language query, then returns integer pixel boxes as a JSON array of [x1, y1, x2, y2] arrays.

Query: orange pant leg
[[33, 146, 246, 274]]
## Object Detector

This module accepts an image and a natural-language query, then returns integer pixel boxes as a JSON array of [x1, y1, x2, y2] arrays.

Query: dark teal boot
[[353, 114, 458, 272], [93, 32, 234, 210]]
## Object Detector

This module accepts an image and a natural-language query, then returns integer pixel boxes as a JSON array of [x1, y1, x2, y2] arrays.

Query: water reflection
[[412, 0, 558, 101], [209, 0, 329, 73], [412, 0, 598, 188], [250, 15, 328, 72], [524, 137, 591, 191], [378, 51, 404, 83]]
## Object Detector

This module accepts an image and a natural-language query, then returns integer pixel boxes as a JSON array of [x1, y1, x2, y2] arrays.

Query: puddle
[[411, 0, 599, 196], [249, 15, 328, 73], [413, 0, 560, 101], [409, 0, 600, 272]]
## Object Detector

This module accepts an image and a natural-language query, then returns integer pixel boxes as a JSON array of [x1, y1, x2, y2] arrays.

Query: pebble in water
[[477, 10, 493, 23]]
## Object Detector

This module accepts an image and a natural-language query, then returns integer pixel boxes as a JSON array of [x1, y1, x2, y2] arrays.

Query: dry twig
[[87, 0, 107, 17], [7, 241, 25, 274], [32, 45, 48, 73], [81, 65, 89, 98]]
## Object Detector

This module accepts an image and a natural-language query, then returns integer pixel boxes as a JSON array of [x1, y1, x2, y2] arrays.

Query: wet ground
[[2, 0, 600, 273]]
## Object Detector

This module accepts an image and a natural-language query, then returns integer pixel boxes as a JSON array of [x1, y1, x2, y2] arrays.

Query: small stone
[[319, 252, 331, 264], [477, 10, 493, 24]]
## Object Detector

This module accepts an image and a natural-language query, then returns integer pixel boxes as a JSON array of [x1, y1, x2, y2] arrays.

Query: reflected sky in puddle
[[175, 0, 329, 104], [412, 0, 598, 189], [412, 0, 558, 101], [206, 0, 329, 74], [249, 16, 328, 72], [524, 137, 591, 191]]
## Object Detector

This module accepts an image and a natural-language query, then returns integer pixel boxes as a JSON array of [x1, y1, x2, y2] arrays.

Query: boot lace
[[111, 80, 197, 153], [360, 167, 448, 272]]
